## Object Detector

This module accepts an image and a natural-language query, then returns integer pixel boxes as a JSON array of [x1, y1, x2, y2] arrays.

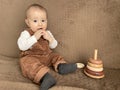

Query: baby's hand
[[34, 30, 44, 40], [42, 31, 53, 43]]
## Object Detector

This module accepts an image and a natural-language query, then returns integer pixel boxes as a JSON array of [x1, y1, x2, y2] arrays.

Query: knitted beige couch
[[0, 0, 120, 90]]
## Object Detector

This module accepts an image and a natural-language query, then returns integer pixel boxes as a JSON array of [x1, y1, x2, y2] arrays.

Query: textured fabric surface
[[0, 0, 120, 90], [0, 0, 41, 57], [0, 0, 120, 69], [0, 81, 85, 90], [0, 55, 119, 90], [39, 0, 120, 69]]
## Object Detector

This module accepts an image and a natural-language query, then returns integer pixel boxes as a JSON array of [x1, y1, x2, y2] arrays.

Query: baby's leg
[[57, 63, 77, 74], [49, 53, 67, 72], [58, 63, 85, 74], [20, 55, 56, 90], [49, 53, 84, 74], [20, 56, 49, 83]]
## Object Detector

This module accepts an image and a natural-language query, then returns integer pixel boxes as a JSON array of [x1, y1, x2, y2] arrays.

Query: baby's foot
[[76, 63, 85, 68], [58, 63, 77, 74], [40, 73, 56, 90]]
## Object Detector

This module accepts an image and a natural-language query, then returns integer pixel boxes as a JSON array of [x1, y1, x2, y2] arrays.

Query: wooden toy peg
[[94, 49, 98, 60]]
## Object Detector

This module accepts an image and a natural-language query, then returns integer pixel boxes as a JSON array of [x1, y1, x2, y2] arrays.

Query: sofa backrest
[[0, 0, 40, 57], [0, 0, 120, 69]]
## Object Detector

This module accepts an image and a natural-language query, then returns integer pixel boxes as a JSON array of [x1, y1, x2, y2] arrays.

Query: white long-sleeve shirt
[[17, 30, 58, 51]]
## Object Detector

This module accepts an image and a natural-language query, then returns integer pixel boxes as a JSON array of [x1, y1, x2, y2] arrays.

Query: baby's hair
[[26, 3, 47, 18]]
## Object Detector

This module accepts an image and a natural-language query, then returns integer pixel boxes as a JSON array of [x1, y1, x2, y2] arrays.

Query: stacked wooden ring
[[84, 49, 105, 79]]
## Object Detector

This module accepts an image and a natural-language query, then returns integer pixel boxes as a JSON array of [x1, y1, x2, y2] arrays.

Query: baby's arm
[[46, 31, 58, 49], [17, 30, 37, 51]]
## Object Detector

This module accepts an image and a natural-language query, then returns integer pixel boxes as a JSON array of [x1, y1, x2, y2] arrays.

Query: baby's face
[[25, 7, 47, 32]]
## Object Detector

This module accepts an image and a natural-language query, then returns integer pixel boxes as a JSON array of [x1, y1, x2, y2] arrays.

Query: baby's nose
[[38, 22, 42, 26]]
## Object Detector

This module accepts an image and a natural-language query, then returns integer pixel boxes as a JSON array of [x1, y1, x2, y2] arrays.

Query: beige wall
[[0, 0, 120, 69]]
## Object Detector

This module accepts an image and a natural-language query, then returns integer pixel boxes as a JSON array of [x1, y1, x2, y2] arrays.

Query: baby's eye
[[41, 20, 45, 22], [33, 20, 37, 22]]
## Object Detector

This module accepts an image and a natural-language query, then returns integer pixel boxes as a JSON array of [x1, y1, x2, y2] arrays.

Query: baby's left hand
[[42, 31, 53, 43]]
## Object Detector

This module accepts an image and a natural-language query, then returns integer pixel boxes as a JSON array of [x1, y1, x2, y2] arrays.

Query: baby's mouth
[[37, 28, 43, 30]]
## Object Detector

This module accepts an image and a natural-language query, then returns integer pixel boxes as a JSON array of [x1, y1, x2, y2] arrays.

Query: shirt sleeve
[[46, 30, 58, 49], [17, 30, 37, 51]]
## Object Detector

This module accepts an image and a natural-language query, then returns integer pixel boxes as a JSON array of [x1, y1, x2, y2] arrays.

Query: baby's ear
[[25, 19, 29, 26]]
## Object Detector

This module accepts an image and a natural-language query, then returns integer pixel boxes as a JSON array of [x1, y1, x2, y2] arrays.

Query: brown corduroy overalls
[[20, 29, 66, 83]]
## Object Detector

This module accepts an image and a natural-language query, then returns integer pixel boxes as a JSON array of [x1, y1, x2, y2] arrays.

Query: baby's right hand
[[34, 30, 44, 40]]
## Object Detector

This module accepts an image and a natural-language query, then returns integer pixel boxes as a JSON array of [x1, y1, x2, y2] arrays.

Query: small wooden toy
[[84, 49, 104, 79]]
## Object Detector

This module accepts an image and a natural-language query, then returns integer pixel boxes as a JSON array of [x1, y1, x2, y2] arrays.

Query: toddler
[[17, 4, 84, 90]]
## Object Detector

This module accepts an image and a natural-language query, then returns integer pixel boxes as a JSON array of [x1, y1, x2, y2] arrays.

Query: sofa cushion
[[0, 55, 119, 90], [0, 81, 85, 90]]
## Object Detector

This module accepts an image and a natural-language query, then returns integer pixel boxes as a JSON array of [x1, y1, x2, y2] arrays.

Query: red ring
[[89, 58, 103, 65]]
